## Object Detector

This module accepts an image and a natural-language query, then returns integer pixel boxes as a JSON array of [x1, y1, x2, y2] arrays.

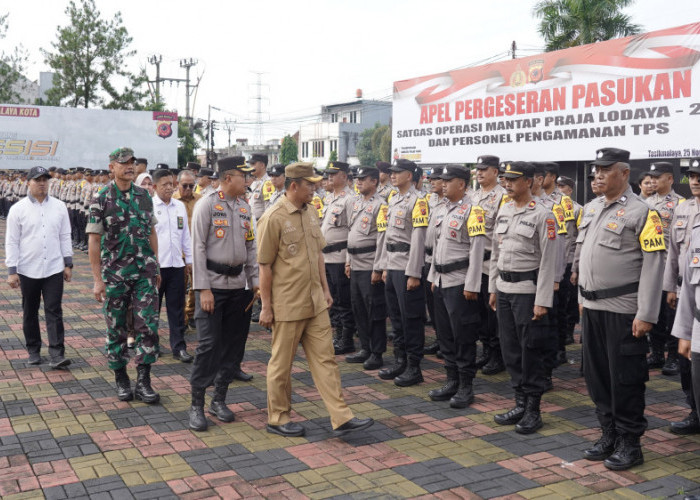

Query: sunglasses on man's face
[[181, 183, 195, 189]]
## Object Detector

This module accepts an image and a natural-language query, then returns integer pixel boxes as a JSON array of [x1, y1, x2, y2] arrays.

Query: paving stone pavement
[[0, 218, 699, 499]]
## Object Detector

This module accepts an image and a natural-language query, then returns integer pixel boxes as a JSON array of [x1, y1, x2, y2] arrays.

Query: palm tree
[[533, 0, 642, 51]]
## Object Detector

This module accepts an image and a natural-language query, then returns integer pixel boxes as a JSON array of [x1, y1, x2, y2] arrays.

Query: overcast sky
[[3, 0, 700, 142]]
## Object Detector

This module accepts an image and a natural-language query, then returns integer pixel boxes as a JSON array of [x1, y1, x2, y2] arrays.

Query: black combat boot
[[662, 350, 680, 376], [209, 385, 235, 422], [114, 367, 133, 401], [189, 387, 207, 431], [494, 391, 527, 425], [515, 393, 543, 434], [482, 347, 505, 375], [475, 344, 491, 369], [583, 424, 617, 460], [647, 348, 665, 369], [378, 349, 406, 380], [428, 366, 459, 401], [449, 373, 475, 409], [423, 340, 440, 355], [670, 410, 700, 435], [334, 329, 356, 355], [604, 434, 644, 470], [134, 364, 160, 404], [346, 349, 370, 364], [363, 353, 383, 370], [394, 360, 423, 387]]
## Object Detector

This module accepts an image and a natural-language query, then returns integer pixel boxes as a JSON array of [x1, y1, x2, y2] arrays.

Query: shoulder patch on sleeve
[[262, 180, 275, 201], [312, 195, 324, 218], [467, 205, 486, 237], [639, 210, 667, 252], [562, 195, 575, 221], [412, 197, 429, 227], [376, 204, 388, 232], [387, 189, 397, 202], [499, 194, 510, 208], [576, 206, 583, 228], [552, 204, 568, 235], [680, 197, 687, 204], [546, 218, 557, 240]]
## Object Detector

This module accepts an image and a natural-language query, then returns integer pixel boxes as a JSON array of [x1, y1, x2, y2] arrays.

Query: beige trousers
[[266, 310, 354, 429]]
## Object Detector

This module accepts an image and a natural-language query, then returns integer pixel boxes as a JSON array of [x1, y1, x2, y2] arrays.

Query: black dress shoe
[[670, 410, 700, 435], [49, 357, 71, 369], [267, 422, 305, 437], [28, 353, 42, 365], [346, 349, 370, 364], [333, 417, 374, 437], [233, 369, 253, 382], [363, 353, 383, 370], [173, 350, 194, 363]]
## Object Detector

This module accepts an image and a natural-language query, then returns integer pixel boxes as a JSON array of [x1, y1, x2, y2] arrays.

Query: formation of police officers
[[7, 146, 700, 471]]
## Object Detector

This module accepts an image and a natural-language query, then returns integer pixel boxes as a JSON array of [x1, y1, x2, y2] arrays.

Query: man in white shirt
[[5, 166, 73, 368], [152, 169, 194, 362]]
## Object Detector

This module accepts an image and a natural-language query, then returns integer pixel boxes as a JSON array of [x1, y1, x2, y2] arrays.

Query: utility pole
[[511, 41, 517, 59], [180, 58, 198, 121], [249, 71, 269, 145], [148, 57, 200, 127], [147, 54, 162, 106]]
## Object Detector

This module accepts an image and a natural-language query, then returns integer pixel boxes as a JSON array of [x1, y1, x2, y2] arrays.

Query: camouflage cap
[[109, 147, 135, 163]]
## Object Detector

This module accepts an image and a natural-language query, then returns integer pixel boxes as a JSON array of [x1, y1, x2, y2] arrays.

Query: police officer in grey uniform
[[267, 164, 286, 207], [664, 158, 700, 435], [376, 161, 396, 201], [377, 159, 429, 386], [428, 165, 485, 408], [472, 155, 508, 375], [424, 166, 446, 354], [247, 153, 272, 220], [188, 156, 258, 432], [322, 161, 357, 354], [344, 166, 387, 370], [577, 148, 665, 471], [489, 161, 557, 435], [646, 161, 685, 375]]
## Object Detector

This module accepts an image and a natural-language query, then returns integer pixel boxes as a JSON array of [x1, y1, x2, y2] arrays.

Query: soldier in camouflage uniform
[[87, 147, 161, 404]]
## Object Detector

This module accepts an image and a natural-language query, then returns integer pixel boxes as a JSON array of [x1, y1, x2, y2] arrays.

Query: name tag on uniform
[[177, 216, 184, 229]]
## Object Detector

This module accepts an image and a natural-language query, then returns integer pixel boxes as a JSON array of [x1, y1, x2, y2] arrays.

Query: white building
[[298, 94, 392, 167]]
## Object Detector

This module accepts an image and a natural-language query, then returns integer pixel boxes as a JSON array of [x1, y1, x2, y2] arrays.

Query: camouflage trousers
[[104, 277, 160, 370]]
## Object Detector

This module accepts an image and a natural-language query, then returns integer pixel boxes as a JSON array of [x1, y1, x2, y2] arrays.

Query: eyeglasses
[[181, 183, 195, 189]]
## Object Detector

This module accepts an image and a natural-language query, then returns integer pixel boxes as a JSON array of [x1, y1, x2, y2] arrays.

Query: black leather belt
[[484, 250, 492, 261], [347, 245, 376, 255], [387, 242, 411, 252], [425, 246, 433, 256], [322, 241, 348, 253], [434, 259, 470, 274], [499, 269, 538, 284], [206, 259, 243, 277], [579, 282, 639, 301]]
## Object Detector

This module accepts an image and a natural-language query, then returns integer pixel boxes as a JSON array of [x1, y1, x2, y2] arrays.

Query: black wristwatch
[[66, 264, 74, 269]]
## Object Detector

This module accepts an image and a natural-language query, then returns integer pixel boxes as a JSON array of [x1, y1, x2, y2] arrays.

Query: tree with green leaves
[[178, 118, 203, 168], [280, 135, 298, 165], [533, 0, 641, 52], [327, 150, 338, 166], [0, 13, 29, 104], [42, 0, 147, 109], [357, 122, 389, 166], [379, 127, 392, 163]]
